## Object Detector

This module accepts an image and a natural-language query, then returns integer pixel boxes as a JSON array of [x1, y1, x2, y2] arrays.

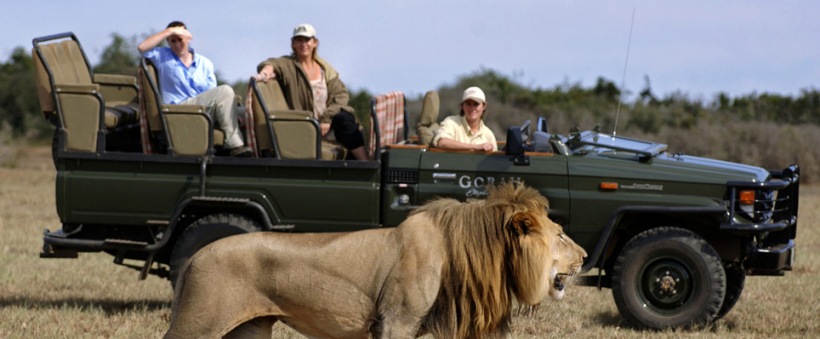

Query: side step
[[103, 238, 150, 248], [40, 243, 79, 258], [40, 228, 151, 258]]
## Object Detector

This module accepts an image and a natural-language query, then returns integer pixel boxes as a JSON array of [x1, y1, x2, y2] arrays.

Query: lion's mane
[[410, 184, 553, 338]]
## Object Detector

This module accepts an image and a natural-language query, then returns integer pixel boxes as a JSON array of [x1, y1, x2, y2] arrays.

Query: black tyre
[[716, 263, 746, 319], [169, 214, 261, 286], [51, 129, 59, 168], [611, 227, 726, 329]]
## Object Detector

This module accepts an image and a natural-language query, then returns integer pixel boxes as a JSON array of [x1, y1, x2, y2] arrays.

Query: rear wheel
[[611, 227, 726, 329], [169, 214, 261, 287]]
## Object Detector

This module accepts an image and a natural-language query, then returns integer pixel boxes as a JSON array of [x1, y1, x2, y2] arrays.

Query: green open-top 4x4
[[34, 32, 799, 329]]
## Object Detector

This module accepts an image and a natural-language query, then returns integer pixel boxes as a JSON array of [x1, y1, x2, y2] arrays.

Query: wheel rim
[[637, 256, 695, 314]]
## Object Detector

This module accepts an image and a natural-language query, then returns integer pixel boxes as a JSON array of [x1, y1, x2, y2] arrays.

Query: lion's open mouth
[[554, 273, 570, 291]]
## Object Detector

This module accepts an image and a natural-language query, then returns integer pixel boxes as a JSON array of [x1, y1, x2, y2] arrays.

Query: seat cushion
[[416, 90, 440, 146], [321, 140, 347, 160], [416, 123, 440, 147], [213, 129, 224, 147], [104, 103, 139, 129]]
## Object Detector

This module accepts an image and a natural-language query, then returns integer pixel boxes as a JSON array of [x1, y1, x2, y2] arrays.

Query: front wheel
[[169, 214, 261, 287], [611, 227, 726, 329], [716, 263, 746, 319]]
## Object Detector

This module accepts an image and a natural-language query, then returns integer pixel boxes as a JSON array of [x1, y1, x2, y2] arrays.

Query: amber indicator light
[[600, 182, 619, 191], [739, 190, 755, 205]]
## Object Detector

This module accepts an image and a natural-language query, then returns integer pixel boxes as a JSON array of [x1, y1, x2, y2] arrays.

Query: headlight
[[736, 189, 776, 223]]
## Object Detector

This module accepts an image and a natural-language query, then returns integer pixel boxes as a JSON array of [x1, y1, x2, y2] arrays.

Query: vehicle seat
[[32, 32, 139, 152], [247, 78, 344, 160], [415, 90, 440, 147], [138, 58, 223, 156], [369, 91, 407, 156]]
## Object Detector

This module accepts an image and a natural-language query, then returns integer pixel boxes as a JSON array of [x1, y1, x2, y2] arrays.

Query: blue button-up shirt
[[143, 47, 217, 104]]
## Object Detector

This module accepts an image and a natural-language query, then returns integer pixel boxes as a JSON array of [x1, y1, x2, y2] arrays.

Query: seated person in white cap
[[255, 23, 369, 160], [432, 86, 498, 151]]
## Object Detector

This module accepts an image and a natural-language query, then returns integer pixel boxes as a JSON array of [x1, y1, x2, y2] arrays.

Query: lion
[[164, 182, 587, 339]]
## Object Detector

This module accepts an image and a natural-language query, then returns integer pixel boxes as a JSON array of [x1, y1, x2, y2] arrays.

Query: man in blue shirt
[[138, 21, 250, 156]]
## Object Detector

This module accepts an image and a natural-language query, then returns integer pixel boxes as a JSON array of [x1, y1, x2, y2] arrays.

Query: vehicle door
[[416, 149, 570, 228]]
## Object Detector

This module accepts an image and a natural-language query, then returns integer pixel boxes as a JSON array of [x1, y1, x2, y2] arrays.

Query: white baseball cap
[[292, 23, 317, 38], [461, 86, 486, 105]]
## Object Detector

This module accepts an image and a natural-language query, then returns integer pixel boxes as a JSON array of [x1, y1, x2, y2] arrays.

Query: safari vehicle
[[34, 32, 799, 329]]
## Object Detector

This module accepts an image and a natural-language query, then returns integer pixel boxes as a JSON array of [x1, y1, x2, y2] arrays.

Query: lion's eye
[[558, 233, 565, 241]]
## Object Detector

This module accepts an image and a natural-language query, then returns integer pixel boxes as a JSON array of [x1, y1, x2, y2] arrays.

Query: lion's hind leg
[[224, 316, 278, 339]]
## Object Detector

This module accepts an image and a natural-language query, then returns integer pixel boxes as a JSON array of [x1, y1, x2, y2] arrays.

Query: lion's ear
[[509, 212, 533, 236]]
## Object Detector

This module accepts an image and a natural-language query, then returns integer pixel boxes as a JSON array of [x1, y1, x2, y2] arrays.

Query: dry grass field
[[1, 145, 817, 338]]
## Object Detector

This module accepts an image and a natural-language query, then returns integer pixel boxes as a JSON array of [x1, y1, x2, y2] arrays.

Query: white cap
[[292, 23, 317, 38], [461, 86, 486, 105]]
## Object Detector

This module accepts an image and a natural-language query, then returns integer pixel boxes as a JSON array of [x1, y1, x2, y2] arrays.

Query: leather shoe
[[228, 146, 252, 157]]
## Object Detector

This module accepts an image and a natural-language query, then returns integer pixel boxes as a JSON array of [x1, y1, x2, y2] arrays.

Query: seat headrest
[[138, 59, 163, 132], [32, 39, 93, 114], [254, 80, 289, 112], [418, 90, 440, 126]]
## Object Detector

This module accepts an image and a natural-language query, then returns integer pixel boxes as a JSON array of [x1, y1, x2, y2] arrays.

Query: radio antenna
[[613, 7, 635, 137]]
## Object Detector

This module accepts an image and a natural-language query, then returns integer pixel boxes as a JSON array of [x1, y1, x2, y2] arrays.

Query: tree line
[[3, 33, 817, 181]]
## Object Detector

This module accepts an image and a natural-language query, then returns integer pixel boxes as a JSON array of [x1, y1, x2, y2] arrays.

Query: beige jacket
[[257, 55, 354, 123]]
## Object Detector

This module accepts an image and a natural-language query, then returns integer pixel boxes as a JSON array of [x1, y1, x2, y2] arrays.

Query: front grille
[[385, 168, 418, 184], [726, 169, 796, 226], [754, 190, 776, 222], [723, 165, 798, 240]]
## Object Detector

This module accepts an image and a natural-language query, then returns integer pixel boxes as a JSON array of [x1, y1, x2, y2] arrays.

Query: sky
[[3, 0, 818, 100]]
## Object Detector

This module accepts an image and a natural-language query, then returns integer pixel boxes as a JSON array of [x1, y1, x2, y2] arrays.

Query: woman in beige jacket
[[255, 23, 368, 160]]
